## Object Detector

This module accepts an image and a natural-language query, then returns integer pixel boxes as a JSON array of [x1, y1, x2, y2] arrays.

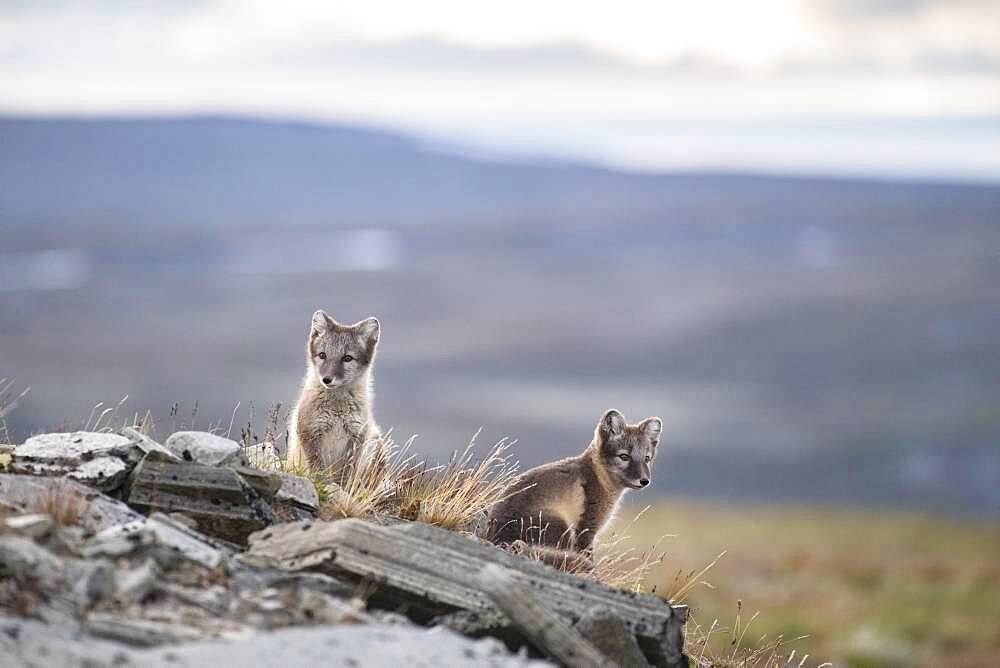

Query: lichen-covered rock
[[165, 431, 246, 467], [14, 431, 132, 462], [275, 472, 320, 511], [9, 432, 137, 491]]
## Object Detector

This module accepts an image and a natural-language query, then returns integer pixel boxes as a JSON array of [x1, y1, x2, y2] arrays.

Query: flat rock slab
[[127, 456, 274, 544], [0, 617, 550, 667], [14, 431, 132, 462], [10, 432, 137, 491], [248, 518, 688, 667], [165, 431, 246, 467], [275, 472, 320, 511], [0, 474, 145, 532]]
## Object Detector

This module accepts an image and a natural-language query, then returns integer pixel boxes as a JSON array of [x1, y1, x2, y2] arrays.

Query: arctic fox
[[286, 310, 382, 471], [486, 409, 661, 567]]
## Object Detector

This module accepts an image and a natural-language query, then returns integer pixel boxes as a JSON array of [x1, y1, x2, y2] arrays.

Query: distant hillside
[[2, 115, 999, 516]]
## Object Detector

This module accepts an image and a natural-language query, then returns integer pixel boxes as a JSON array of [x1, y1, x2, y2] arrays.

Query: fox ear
[[598, 409, 626, 441], [311, 310, 335, 335], [355, 317, 380, 345], [640, 417, 662, 445]]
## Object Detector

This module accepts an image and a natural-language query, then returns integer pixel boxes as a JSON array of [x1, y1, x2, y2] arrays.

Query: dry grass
[[389, 432, 521, 531], [687, 601, 828, 668], [0, 378, 30, 445], [28, 487, 88, 528]]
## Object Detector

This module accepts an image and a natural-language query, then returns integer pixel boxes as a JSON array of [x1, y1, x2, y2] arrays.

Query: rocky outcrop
[[1, 426, 689, 666]]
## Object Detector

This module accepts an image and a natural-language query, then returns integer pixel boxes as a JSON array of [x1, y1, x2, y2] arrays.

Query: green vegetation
[[612, 499, 1000, 667]]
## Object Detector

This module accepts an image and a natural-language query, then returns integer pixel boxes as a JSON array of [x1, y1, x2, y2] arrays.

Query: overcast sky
[[2, 0, 999, 180]]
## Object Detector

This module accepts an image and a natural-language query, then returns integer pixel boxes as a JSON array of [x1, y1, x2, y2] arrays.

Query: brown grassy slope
[[611, 498, 1000, 668]]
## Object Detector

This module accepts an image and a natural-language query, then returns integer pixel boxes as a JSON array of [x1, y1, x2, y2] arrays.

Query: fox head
[[307, 310, 380, 389], [594, 409, 661, 490]]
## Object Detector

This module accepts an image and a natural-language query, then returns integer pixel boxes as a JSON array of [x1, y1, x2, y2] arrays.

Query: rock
[[0, 475, 146, 532], [66, 456, 129, 491], [575, 608, 652, 667], [114, 559, 160, 607], [165, 431, 246, 467], [83, 512, 231, 569], [9, 432, 138, 492], [68, 559, 115, 612], [248, 519, 689, 666], [120, 426, 182, 462], [275, 472, 320, 512], [127, 456, 276, 544], [14, 431, 132, 462], [0, 617, 551, 667], [243, 441, 281, 470], [2, 513, 54, 539], [85, 613, 238, 647]]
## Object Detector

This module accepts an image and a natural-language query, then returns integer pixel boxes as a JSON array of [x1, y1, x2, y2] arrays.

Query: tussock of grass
[[687, 601, 829, 668], [390, 432, 521, 531], [29, 487, 88, 528]]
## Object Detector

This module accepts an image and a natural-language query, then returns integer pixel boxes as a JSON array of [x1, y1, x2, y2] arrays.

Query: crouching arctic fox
[[286, 310, 382, 470], [486, 409, 661, 569]]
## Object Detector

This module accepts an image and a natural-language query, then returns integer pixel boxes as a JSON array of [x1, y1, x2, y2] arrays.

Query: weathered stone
[[10, 431, 137, 491], [275, 472, 320, 511], [243, 441, 281, 470], [66, 455, 129, 490], [165, 431, 246, 467], [575, 608, 652, 667], [0, 475, 146, 532], [0, 617, 550, 667], [480, 563, 607, 668], [248, 519, 688, 666], [127, 456, 275, 544], [114, 558, 160, 607], [85, 613, 237, 647], [120, 426, 182, 462], [84, 512, 230, 569], [14, 431, 132, 463], [68, 559, 115, 612], [2, 513, 54, 538]]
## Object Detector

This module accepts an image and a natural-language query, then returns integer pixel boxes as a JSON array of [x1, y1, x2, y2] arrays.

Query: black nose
[[322, 377, 332, 385], [639, 478, 650, 487]]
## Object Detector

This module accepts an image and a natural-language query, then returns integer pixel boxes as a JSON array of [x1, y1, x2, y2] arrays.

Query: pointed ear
[[598, 409, 626, 442], [355, 317, 380, 346], [640, 417, 662, 445], [311, 310, 335, 335]]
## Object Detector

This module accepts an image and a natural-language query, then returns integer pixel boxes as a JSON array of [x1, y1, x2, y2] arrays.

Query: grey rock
[[248, 518, 688, 665], [575, 608, 651, 667], [114, 559, 160, 607], [0, 617, 550, 667], [126, 456, 275, 544], [165, 431, 246, 467], [275, 472, 320, 511], [14, 431, 132, 462], [68, 559, 115, 612], [120, 426, 182, 462], [84, 513, 230, 569], [10, 431, 137, 491], [243, 441, 281, 469], [66, 455, 129, 491], [2, 513, 54, 538], [0, 475, 145, 532]]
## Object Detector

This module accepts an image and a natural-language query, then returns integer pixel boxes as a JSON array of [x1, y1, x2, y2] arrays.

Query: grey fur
[[486, 409, 661, 567], [286, 310, 382, 470]]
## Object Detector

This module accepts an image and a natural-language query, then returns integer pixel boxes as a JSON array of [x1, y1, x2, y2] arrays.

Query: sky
[[2, 0, 1000, 180]]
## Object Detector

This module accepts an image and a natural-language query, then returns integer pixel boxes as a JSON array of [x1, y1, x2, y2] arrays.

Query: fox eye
[[644, 456, 651, 463], [618, 453, 631, 462], [341, 354, 354, 363], [317, 352, 327, 360]]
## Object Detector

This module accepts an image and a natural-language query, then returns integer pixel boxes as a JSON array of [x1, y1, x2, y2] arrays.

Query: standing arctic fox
[[487, 409, 661, 563], [286, 310, 381, 470]]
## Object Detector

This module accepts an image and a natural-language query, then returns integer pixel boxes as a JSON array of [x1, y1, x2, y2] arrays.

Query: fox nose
[[639, 478, 650, 487], [322, 377, 333, 385]]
